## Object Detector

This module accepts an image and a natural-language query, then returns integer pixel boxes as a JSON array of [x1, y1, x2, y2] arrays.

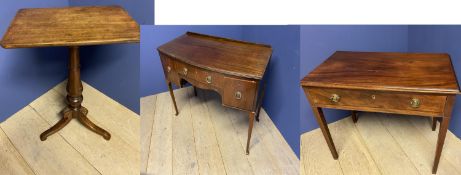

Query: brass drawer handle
[[330, 94, 340, 103], [183, 68, 188, 76], [235, 91, 242, 100], [205, 75, 212, 84], [410, 98, 420, 108], [167, 66, 171, 72]]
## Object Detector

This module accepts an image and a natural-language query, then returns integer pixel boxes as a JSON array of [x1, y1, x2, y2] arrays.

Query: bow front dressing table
[[1, 6, 140, 141], [158, 32, 272, 154], [301, 51, 460, 174]]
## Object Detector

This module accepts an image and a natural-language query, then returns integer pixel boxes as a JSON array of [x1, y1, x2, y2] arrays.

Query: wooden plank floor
[[141, 87, 299, 175], [301, 112, 461, 175], [0, 81, 140, 175]]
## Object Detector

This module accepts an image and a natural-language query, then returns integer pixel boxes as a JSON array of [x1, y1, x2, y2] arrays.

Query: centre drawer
[[305, 87, 447, 115]]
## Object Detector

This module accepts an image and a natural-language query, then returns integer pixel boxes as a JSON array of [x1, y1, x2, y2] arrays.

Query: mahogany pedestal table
[[0, 6, 140, 141], [158, 32, 272, 154], [301, 51, 460, 174]]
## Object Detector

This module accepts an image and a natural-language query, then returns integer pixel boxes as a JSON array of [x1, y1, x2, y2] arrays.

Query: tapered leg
[[40, 109, 73, 141], [40, 46, 111, 141], [431, 117, 437, 131], [168, 82, 179, 115], [432, 117, 450, 173], [255, 83, 266, 122], [193, 86, 197, 96], [432, 95, 455, 174], [246, 112, 256, 155], [312, 107, 338, 159], [351, 111, 358, 123]]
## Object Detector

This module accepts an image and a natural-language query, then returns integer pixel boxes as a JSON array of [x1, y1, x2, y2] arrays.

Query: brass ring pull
[[167, 66, 171, 72], [410, 98, 420, 108], [235, 91, 242, 100], [183, 68, 188, 76], [330, 94, 340, 103], [205, 75, 212, 84]]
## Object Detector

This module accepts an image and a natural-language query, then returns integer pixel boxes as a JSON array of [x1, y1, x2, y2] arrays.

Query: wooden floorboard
[[0, 81, 139, 175], [142, 87, 299, 175], [191, 89, 226, 174], [0, 127, 35, 175], [1, 106, 101, 175], [140, 95, 156, 173], [202, 89, 254, 175], [380, 114, 459, 175], [172, 88, 199, 175], [145, 92, 173, 175], [301, 112, 461, 175], [410, 116, 461, 173]]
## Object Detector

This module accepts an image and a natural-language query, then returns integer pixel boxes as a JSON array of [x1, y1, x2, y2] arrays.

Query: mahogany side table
[[301, 51, 460, 174], [158, 32, 272, 154], [1, 6, 140, 141]]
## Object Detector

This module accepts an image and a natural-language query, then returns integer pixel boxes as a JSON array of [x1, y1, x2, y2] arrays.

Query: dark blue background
[[299, 25, 461, 140], [140, 26, 301, 156]]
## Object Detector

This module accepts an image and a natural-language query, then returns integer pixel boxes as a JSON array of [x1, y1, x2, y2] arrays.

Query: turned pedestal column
[[40, 46, 111, 141]]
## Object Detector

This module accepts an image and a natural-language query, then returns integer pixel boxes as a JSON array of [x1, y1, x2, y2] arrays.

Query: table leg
[[168, 82, 179, 116], [351, 110, 358, 123], [246, 111, 256, 155], [40, 46, 111, 141], [431, 117, 437, 131], [193, 86, 197, 96], [312, 107, 338, 159], [255, 83, 266, 122], [432, 96, 455, 174]]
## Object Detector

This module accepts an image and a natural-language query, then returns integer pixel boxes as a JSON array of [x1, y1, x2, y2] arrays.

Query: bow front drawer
[[305, 88, 447, 116], [222, 77, 257, 111]]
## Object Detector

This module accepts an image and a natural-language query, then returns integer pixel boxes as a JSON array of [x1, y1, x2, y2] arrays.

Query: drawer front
[[159, 53, 173, 78], [306, 88, 446, 115], [174, 60, 197, 80], [195, 67, 224, 88], [222, 77, 258, 111], [159, 54, 181, 85]]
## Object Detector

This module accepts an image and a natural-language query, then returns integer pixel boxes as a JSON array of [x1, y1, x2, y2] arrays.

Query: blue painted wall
[[242, 26, 300, 156], [0, 0, 69, 122], [140, 25, 243, 97], [299, 25, 409, 133], [408, 26, 461, 138]]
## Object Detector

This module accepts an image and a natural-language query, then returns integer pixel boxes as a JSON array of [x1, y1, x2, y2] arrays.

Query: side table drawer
[[222, 77, 258, 111], [195, 67, 224, 88], [306, 88, 447, 115]]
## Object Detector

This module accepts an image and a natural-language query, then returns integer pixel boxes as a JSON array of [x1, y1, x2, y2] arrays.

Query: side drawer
[[174, 60, 198, 81], [306, 87, 446, 115], [222, 77, 258, 111]]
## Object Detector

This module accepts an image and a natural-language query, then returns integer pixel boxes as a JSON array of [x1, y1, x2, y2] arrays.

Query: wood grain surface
[[301, 51, 460, 94], [158, 32, 272, 79], [1, 6, 139, 48]]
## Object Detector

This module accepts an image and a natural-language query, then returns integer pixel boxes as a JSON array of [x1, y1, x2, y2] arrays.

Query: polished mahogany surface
[[1, 6, 140, 48], [301, 51, 460, 94], [158, 32, 272, 79]]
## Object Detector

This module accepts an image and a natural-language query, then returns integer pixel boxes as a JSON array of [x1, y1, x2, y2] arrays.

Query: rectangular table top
[[158, 32, 272, 80], [1, 6, 139, 48], [301, 51, 460, 94]]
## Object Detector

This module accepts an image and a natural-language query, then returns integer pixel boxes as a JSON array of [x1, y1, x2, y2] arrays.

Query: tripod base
[[40, 106, 111, 141]]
